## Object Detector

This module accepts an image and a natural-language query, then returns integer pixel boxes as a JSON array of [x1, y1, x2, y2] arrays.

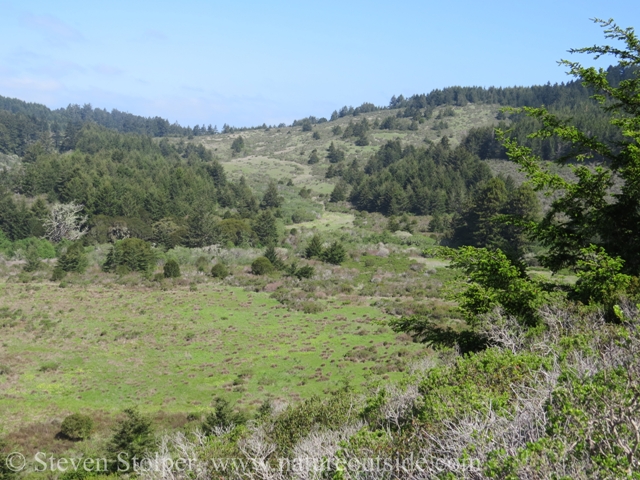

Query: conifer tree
[[252, 210, 278, 246], [305, 234, 323, 259], [260, 181, 282, 209]]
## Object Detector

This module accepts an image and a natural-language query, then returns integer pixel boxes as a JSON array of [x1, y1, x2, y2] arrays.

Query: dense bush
[[251, 256, 274, 275], [195, 256, 209, 272], [103, 238, 155, 273], [60, 413, 94, 440], [22, 245, 42, 272], [56, 242, 88, 274], [211, 263, 229, 279], [321, 241, 347, 265], [163, 259, 181, 278]]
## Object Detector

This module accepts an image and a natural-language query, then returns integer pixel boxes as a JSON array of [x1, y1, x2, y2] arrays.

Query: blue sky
[[1, 0, 638, 128]]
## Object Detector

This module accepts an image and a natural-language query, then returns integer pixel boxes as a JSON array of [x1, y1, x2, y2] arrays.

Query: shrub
[[22, 245, 42, 272], [202, 397, 245, 434], [115, 265, 131, 276], [0, 439, 16, 480], [11, 237, 56, 259], [56, 242, 88, 274], [211, 263, 229, 279], [195, 256, 209, 272], [251, 256, 274, 275], [291, 209, 315, 223], [264, 246, 285, 270], [302, 301, 324, 314], [39, 361, 59, 372], [60, 413, 94, 440], [572, 245, 632, 307], [231, 136, 245, 153], [103, 238, 155, 273], [163, 259, 181, 278], [295, 265, 315, 279], [51, 266, 66, 281]]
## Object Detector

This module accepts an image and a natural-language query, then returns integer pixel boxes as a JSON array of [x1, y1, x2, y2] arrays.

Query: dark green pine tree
[[305, 234, 324, 259], [252, 210, 279, 246], [330, 180, 349, 202], [264, 245, 285, 270], [231, 136, 245, 153], [57, 242, 88, 273], [499, 183, 541, 262], [308, 149, 320, 164], [260, 181, 282, 209], [326, 142, 345, 163], [321, 241, 347, 264], [449, 177, 508, 249]]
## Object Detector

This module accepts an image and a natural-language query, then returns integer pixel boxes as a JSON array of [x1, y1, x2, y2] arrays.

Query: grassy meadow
[[0, 277, 427, 428]]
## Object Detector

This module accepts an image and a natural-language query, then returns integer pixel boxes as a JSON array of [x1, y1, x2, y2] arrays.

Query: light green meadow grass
[[0, 281, 423, 432], [288, 212, 354, 231]]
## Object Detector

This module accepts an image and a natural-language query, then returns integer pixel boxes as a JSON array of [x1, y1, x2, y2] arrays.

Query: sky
[[1, 0, 638, 128]]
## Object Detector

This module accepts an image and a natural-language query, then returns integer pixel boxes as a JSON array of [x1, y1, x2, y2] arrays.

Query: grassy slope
[[187, 104, 501, 194]]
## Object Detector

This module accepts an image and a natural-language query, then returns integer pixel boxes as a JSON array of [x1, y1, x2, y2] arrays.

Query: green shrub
[[22, 245, 42, 272], [291, 210, 316, 223], [211, 263, 229, 279], [38, 361, 59, 372], [202, 397, 245, 434], [60, 413, 94, 441], [57, 242, 88, 274], [163, 259, 181, 278], [114, 265, 131, 276], [103, 238, 155, 273], [572, 245, 632, 307], [264, 246, 285, 270], [295, 265, 315, 279], [51, 266, 67, 281], [0, 439, 17, 480], [12, 237, 56, 259], [195, 256, 209, 272], [302, 301, 323, 314], [251, 256, 274, 275]]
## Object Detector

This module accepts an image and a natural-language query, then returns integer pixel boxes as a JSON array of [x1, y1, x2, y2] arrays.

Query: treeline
[[0, 124, 284, 248], [0, 96, 219, 157], [390, 65, 638, 110]]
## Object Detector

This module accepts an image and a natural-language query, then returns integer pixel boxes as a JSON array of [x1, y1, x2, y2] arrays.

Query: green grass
[[0, 280, 424, 433], [288, 212, 354, 231]]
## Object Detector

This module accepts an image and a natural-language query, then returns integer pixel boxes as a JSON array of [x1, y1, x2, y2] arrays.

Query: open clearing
[[0, 281, 424, 433]]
